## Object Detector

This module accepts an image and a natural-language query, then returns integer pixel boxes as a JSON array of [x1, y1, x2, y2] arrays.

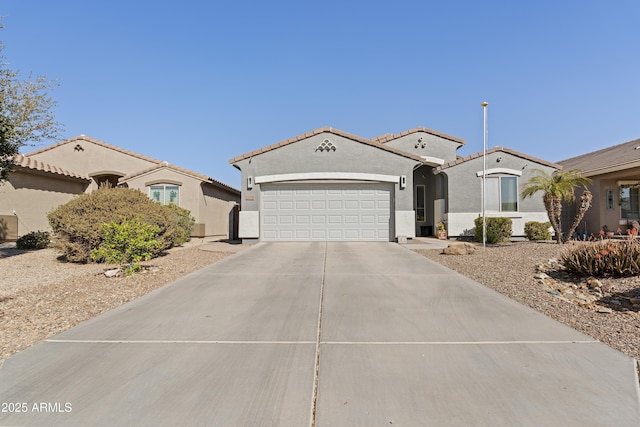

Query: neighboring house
[[0, 155, 91, 241], [558, 137, 640, 236], [229, 126, 559, 242], [0, 135, 240, 241]]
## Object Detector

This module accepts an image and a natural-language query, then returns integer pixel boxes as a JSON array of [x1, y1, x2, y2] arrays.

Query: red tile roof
[[120, 163, 240, 195], [26, 135, 164, 165], [12, 154, 91, 181], [25, 135, 239, 193]]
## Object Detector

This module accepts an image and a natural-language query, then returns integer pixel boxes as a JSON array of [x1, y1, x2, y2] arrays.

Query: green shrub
[[560, 239, 640, 277], [48, 187, 194, 263], [90, 217, 160, 265], [474, 217, 512, 244], [16, 230, 51, 250], [162, 202, 194, 247], [524, 221, 552, 241]]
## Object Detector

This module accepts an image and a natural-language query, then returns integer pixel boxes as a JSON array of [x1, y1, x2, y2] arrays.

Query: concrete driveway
[[1, 242, 639, 426]]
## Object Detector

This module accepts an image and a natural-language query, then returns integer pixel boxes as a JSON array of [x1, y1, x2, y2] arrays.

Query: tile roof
[[371, 127, 466, 145], [228, 126, 428, 164], [25, 135, 163, 165], [436, 147, 561, 172], [11, 154, 91, 181], [120, 162, 241, 195], [557, 138, 640, 176], [26, 135, 240, 193]]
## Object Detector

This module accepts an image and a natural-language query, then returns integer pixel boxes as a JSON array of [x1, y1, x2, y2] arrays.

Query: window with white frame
[[485, 175, 518, 212], [150, 184, 180, 205]]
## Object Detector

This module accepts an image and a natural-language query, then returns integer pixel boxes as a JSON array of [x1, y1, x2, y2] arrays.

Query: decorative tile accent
[[316, 139, 336, 152]]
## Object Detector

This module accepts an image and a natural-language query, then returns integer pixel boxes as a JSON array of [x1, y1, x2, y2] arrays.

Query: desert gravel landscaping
[[2, 240, 640, 365], [0, 242, 235, 361], [416, 241, 640, 361]]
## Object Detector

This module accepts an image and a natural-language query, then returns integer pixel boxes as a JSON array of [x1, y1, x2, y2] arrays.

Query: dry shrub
[[560, 238, 640, 277]]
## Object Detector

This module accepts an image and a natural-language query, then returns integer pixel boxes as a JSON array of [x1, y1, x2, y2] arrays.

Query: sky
[[1, 1, 639, 188]]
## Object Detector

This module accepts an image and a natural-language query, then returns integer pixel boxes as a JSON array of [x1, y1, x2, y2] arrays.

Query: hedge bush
[[16, 230, 51, 250], [524, 221, 552, 241], [474, 217, 512, 244], [90, 217, 161, 265], [560, 239, 640, 277], [48, 187, 194, 263]]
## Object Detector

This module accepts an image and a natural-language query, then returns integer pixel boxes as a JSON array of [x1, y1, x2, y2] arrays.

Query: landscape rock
[[586, 278, 602, 289], [442, 242, 476, 255], [104, 268, 122, 278]]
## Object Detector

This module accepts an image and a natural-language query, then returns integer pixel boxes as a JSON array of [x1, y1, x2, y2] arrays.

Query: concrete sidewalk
[[0, 242, 639, 426]]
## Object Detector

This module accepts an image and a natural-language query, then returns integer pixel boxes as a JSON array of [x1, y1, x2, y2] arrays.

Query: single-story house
[[558, 137, 640, 236], [0, 135, 240, 241], [229, 126, 560, 242]]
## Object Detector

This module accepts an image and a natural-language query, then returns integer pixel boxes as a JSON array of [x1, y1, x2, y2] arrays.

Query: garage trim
[[261, 183, 393, 241], [255, 172, 399, 184]]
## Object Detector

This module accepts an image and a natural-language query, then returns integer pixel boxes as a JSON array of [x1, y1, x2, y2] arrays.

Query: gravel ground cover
[[415, 241, 640, 361], [0, 243, 233, 361]]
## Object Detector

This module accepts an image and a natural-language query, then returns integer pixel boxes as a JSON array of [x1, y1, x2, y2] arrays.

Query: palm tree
[[521, 169, 592, 243]]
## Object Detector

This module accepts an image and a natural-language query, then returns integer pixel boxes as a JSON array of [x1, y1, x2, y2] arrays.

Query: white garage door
[[261, 183, 392, 241]]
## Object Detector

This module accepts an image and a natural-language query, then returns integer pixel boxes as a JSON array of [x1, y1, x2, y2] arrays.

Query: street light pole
[[481, 101, 488, 248]]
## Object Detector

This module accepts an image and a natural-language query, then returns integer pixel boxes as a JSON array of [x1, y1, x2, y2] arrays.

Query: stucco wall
[[440, 150, 557, 237], [0, 170, 88, 237], [28, 140, 158, 191], [123, 168, 239, 239], [234, 132, 421, 213], [383, 132, 461, 164]]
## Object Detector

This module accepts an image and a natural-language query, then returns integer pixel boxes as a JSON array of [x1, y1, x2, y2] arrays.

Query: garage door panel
[[279, 201, 294, 210], [295, 230, 311, 239], [361, 215, 375, 224], [312, 200, 326, 210], [312, 215, 326, 224], [360, 200, 375, 210], [279, 230, 294, 239], [328, 215, 342, 224], [261, 184, 392, 241], [263, 215, 277, 225], [328, 230, 343, 239], [328, 200, 342, 210], [312, 230, 327, 239], [344, 200, 359, 209], [295, 215, 310, 224], [263, 201, 277, 210], [280, 215, 294, 225]]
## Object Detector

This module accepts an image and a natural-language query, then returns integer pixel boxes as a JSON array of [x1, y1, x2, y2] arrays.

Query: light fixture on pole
[[481, 101, 488, 247]]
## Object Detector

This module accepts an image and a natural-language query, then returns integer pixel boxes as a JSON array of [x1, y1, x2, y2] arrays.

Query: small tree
[[521, 169, 591, 243]]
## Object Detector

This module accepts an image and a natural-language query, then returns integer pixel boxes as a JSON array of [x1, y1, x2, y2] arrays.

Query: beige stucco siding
[[29, 140, 158, 190], [0, 170, 88, 238], [123, 168, 238, 239]]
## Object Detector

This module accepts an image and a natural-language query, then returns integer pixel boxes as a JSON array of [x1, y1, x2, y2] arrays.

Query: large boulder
[[442, 242, 476, 255]]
